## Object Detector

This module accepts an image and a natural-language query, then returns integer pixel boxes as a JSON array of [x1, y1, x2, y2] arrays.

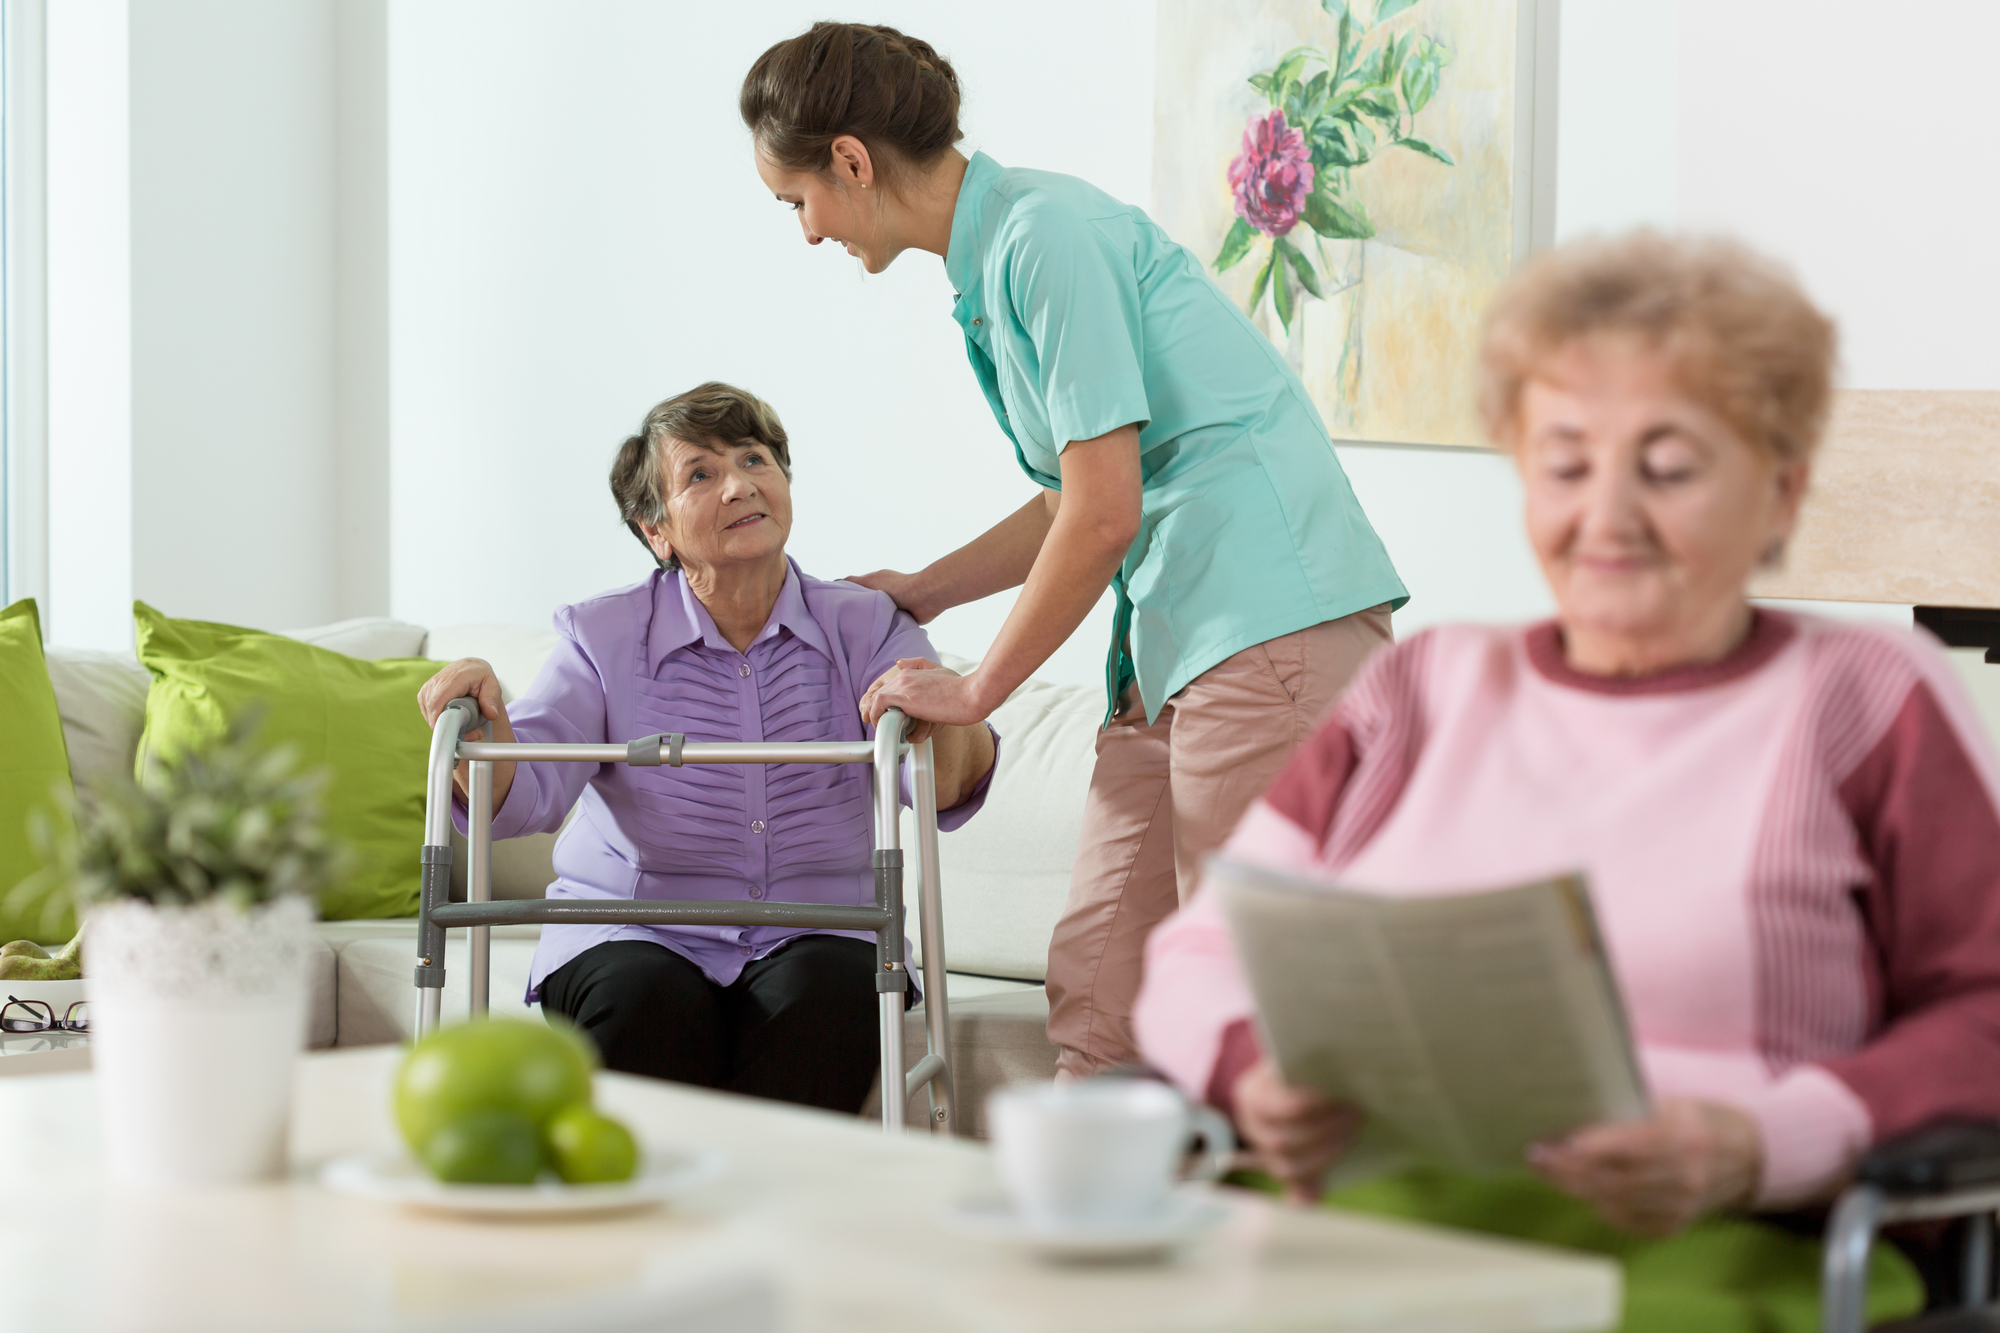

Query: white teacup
[[987, 1078, 1234, 1229]]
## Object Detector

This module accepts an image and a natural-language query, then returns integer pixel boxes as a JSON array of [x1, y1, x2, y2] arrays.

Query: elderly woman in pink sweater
[[1134, 233, 2000, 1326]]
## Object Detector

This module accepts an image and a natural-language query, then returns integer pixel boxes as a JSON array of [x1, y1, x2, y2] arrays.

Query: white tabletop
[[0, 1047, 1619, 1333]]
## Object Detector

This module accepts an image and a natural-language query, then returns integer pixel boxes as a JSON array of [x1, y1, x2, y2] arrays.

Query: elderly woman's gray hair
[[610, 381, 795, 571]]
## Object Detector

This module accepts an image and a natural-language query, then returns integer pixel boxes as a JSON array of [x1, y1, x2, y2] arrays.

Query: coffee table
[[0, 1047, 1620, 1332]]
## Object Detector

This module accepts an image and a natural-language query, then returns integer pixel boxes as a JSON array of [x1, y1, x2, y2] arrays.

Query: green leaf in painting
[[1320, 0, 1351, 20], [1396, 136, 1454, 165], [1356, 90, 1401, 121], [1401, 51, 1439, 114], [1275, 237, 1325, 297], [1301, 178, 1375, 239], [1374, 0, 1422, 21], [1214, 217, 1256, 273], [1273, 48, 1311, 93], [1246, 250, 1276, 316], [1272, 255, 1296, 331], [1248, 72, 1274, 95]]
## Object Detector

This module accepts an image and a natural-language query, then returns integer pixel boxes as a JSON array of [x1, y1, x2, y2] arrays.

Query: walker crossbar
[[414, 697, 957, 1136]]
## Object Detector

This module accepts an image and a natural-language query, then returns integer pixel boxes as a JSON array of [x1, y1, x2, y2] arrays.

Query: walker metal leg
[[1822, 1184, 1884, 1333], [911, 738, 956, 1135], [467, 760, 493, 1017], [414, 699, 477, 1039], [1964, 1211, 1993, 1307], [872, 712, 909, 1133]]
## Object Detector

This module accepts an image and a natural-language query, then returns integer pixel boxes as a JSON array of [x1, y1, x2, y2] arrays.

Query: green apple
[[394, 1017, 596, 1162], [421, 1108, 544, 1184], [544, 1103, 639, 1184]]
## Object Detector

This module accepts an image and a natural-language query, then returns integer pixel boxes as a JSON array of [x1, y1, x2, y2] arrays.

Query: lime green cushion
[[133, 602, 440, 920], [1314, 1165, 1924, 1333], [0, 599, 74, 944]]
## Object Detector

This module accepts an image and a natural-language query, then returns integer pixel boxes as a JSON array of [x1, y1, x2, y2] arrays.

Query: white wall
[[44, 0, 131, 650], [129, 0, 341, 632]]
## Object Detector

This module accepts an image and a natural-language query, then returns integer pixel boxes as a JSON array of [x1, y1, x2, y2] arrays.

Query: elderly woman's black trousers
[[540, 935, 880, 1114]]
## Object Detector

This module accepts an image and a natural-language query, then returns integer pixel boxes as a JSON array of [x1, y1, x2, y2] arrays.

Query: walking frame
[[412, 697, 956, 1136]]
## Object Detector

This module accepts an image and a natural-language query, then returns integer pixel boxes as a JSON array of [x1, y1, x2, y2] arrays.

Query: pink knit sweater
[[1133, 612, 2000, 1205]]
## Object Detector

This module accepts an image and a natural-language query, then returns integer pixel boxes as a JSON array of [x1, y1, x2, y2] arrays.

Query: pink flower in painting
[[1228, 109, 1315, 238]]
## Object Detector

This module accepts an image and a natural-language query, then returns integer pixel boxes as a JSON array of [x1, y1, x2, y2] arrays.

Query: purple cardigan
[[455, 561, 997, 1000]]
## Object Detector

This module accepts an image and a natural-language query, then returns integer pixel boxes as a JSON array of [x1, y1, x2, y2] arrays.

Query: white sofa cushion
[[278, 616, 429, 662], [903, 654, 1096, 982], [422, 623, 562, 701], [43, 648, 152, 799]]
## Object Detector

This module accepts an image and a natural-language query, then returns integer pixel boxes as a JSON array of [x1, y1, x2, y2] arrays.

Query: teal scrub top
[[944, 152, 1408, 725]]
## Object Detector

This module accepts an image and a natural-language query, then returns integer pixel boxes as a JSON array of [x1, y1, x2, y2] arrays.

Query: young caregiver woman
[[742, 22, 1408, 1077]]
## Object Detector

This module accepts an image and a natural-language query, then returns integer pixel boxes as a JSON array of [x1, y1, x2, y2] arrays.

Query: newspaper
[[1215, 859, 1649, 1173]]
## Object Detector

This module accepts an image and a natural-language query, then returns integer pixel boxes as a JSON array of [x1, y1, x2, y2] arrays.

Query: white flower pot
[[87, 896, 316, 1188]]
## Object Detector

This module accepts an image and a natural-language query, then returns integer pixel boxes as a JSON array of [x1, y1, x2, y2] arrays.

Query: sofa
[[45, 616, 1101, 1137]]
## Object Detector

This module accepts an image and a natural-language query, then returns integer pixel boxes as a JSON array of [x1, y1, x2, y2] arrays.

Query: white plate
[[939, 1185, 1230, 1261], [319, 1144, 725, 1218]]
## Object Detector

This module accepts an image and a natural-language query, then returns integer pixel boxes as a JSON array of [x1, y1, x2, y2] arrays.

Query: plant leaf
[[1272, 256, 1297, 331], [1320, 0, 1351, 20], [1374, 0, 1422, 21], [1214, 217, 1256, 273], [1273, 48, 1311, 93], [1276, 237, 1325, 297], [1356, 90, 1401, 121], [1401, 46, 1441, 114], [1248, 72, 1274, 95], [1246, 250, 1276, 316], [1396, 136, 1455, 165], [1302, 180, 1375, 239]]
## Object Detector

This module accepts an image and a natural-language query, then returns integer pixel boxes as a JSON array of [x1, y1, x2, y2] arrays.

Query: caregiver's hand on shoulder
[[1232, 1059, 1364, 1205], [845, 570, 936, 624], [1530, 1098, 1761, 1237], [860, 658, 987, 741]]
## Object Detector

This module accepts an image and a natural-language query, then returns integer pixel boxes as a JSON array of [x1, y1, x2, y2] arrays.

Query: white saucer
[[939, 1185, 1229, 1261], [319, 1145, 725, 1219]]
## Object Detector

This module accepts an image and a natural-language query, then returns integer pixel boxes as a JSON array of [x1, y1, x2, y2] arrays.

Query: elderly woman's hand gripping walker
[[418, 382, 996, 1114]]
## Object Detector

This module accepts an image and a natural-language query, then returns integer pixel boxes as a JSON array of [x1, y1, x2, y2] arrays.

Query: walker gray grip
[[625, 733, 686, 767], [442, 696, 480, 729], [415, 844, 451, 989]]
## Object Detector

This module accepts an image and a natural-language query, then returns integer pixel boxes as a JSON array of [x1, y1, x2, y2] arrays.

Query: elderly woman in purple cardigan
[[418, 382, 997, 1114]]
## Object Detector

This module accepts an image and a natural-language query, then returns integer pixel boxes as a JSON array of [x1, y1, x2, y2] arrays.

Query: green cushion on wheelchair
[[0, 599, 74, 944], [133, 601, 442, 920], [1317, 1165, 1925, 1333]]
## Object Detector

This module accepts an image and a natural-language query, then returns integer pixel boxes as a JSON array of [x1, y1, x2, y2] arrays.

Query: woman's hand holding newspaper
[[1232, 1059, 1363, 1204], [1528, 1099, 1762, 1237]]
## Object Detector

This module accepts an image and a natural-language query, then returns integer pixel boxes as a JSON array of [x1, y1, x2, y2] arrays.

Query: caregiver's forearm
[[970, 426, 1142, 712], [903, 492, 1054, 622]]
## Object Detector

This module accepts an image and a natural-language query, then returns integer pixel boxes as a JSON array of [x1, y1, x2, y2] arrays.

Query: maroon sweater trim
[[1525, 609, 1797, 697], [1206, 1018, 1264, 1121]]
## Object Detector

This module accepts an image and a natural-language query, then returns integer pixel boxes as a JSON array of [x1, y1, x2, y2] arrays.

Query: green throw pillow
[[133, 602, 440, 920], [0, 599, 74, 944]]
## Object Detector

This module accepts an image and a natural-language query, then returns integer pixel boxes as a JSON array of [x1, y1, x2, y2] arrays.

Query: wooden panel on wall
[[1750, 390, 2000, 608]]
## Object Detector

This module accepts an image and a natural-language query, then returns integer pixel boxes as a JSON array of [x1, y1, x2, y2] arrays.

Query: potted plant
[[15, 715, 342, 1186]]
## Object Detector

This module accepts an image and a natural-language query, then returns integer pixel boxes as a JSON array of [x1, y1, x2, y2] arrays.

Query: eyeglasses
[[1, 996, 89, 1034]]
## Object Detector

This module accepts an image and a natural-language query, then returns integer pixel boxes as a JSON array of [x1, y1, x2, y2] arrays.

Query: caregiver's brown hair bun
[[740, 22, 962, 187]]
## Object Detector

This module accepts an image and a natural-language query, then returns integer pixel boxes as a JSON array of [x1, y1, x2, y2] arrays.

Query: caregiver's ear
[[826, 134, 876, 189]]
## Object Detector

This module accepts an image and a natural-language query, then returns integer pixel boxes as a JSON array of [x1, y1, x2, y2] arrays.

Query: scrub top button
[[972, 317, 982, 326]]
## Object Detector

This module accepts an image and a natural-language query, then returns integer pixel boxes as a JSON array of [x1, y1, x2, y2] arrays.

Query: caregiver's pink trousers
[[1044, 605, 1394, 1078]]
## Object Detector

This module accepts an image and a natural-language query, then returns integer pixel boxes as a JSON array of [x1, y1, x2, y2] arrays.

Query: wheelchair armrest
[[1857, 1121, 2000, 1197]]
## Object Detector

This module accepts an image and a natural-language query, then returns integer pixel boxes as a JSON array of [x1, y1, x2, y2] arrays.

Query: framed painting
[[1154, 0, 1559, 448]]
